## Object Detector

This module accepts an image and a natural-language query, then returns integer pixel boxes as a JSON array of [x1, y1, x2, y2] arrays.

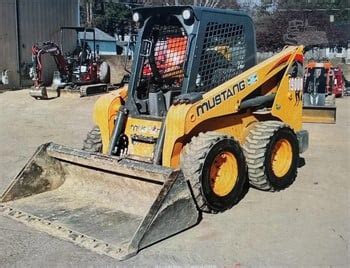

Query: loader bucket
[[302, 105, 336, 124], [29, 87, 48, 99], [29, 87, 61, 100], [0, 143, 199, 260]]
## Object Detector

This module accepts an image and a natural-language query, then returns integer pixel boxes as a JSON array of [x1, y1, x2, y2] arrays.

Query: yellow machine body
[[94, 46, 304, 168]]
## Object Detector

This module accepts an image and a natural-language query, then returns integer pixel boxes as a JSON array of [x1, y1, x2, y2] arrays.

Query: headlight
[[132, 12, 141, 23], [182, 9, 192, 21]]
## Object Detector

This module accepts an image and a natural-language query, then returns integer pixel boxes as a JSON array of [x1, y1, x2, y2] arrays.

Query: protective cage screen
[[141, 24, 188, 87], [195, 22, 247, 92]]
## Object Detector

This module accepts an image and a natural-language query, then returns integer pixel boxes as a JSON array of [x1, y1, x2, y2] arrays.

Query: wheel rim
[[209, 151, 238, 197], [271, 138, 293, 178]]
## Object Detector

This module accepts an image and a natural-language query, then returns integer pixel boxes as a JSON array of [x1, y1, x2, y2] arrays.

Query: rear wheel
[[243, 121, 299, 191], [82, 126, 102, 153], [181, 132, 247, 213]]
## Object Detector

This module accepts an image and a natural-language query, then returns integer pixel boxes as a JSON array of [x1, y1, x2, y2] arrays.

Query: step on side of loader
[[0, 143, 199, 260]]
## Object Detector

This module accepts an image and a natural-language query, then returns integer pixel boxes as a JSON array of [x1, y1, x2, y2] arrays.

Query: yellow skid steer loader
[[1, 6, 308, 260]]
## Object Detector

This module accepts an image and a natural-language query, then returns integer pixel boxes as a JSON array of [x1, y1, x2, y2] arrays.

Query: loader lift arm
[[31, 41, 70, 87]]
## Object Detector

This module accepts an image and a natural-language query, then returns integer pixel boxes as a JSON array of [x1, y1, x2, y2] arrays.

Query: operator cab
[[134, 15, 188, 116], [126, 6, 256, 117]]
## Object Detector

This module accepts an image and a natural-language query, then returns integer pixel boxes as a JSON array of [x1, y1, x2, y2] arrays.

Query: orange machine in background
[[303, 59, 337, 123]]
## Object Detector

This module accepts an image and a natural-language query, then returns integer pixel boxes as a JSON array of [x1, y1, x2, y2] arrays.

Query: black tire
[[243, 121, 299, 191], [181, 132, 247, 213], [82, 126, 103, 153]]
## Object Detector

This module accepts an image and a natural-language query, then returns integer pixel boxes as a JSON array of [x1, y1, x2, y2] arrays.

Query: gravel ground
[[0, 89, 349, 267]]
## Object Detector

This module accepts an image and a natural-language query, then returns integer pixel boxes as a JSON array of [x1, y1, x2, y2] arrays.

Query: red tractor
[[30, 27, 110, 99]]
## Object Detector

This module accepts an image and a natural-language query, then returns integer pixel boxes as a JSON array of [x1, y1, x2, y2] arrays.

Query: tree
[[254, 0, 350, 51], [111, 0, 239, 8], [80, 0, 132, 36], [80, 0, 243, 35]]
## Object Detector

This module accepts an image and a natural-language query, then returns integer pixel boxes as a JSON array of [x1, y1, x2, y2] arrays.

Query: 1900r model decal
[[196, 80, 246, 116]]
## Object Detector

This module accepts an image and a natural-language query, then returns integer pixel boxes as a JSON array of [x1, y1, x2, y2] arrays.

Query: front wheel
[[82, 126, 102, 153], [181, 132, 247, 213]]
